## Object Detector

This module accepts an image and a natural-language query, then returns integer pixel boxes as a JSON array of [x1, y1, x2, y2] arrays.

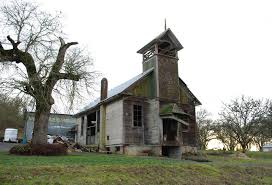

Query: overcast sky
[[17, 0, 272, 116]]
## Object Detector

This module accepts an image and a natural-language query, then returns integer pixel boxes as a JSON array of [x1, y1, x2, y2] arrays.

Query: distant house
[[24, 112, 77, 141], [263, 144, 272, 152], [74, 28, 201, 158]]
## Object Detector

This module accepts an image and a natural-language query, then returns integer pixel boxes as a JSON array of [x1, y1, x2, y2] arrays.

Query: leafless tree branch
[[0, 0, 99, 144]]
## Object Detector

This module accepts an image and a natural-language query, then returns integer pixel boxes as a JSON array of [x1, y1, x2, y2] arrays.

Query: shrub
[[205, 150, 234, 156], [9, 144, 67, 156], [183, 155, 211, 162], [182, 151, 211, 162], [9, 144, 32, 155], [31, 144, 67, 156]]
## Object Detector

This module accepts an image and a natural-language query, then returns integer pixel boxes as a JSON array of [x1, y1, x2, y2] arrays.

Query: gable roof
[[179, 78, 201, 106], [137, 28, 184, 54], [75, 67, 154, 117]]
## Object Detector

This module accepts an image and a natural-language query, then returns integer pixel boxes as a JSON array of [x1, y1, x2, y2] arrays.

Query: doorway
[[86, 112, 96, 145]]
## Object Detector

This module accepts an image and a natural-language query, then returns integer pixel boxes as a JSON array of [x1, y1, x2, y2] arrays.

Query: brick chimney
[[100, 78, 108, 101]]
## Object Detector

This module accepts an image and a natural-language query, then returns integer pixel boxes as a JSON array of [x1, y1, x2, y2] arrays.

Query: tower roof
[[137, 28, 183, 54]]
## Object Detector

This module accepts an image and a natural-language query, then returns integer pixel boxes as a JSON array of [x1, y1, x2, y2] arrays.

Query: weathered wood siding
[[178, 83, 198, 146], [77, 115, 87, 145], [144, 99, 161, 145], [143, 56, 156, 72], [123, 97, 147, 145], [123, 98, 162, 146], [124, 71, 155, 98], [129, 73, 155, 98], [181, 103, 197, 146], [157, 55, 179, 101], [180, 88, 190, 104], [105, 100, 124, 145]]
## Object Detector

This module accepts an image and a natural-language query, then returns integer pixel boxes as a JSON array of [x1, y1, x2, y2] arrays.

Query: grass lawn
[[0, 151, 272, 185]]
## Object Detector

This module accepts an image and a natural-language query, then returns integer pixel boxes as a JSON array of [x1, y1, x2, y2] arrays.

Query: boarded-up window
[[133, 104, 142, 127], [81, 116, 84, 136]]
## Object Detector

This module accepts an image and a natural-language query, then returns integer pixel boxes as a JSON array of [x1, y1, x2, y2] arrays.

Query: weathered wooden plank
[[105, 100, 124, 145]]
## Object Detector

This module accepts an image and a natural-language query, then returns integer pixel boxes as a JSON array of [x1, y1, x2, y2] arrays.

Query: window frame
[[132, 104, 143, 127]]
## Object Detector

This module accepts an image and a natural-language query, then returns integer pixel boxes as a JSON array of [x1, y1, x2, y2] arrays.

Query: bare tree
[[219, 96, 270, 153], [253, 121, 271, 151], [196, 108, 214, 150], [0, 0, 97, 145], [253, 102, 272, 151], [212, 121, 237, 151]]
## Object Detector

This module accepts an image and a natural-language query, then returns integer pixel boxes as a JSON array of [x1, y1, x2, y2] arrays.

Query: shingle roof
[[75, 67, 154, 116]]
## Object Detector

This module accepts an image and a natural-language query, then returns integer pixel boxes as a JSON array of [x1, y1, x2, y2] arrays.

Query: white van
[[4, 128, 18, 143]]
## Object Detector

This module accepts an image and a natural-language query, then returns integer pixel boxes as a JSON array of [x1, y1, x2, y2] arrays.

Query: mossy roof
[[74, 68, 154, 117], [160, 103, 188, 116]]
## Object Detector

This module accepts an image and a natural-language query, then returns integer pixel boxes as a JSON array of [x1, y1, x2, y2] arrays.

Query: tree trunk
[[241, 144, 247, 153], [257, 143, 263, 152], [32, 104, 51, 145], [229, 143, 236, 151]]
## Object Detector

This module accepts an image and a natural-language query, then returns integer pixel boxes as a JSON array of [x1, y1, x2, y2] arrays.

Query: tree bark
[[1, 36, 79, 146], [257, 142, 263, 152], [32, 104, 51, 145], [241, 144, 247, 153], [229, 145, 235, 151]]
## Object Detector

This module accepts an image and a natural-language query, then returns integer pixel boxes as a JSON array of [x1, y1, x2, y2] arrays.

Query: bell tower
[[137, 28, 183, 102]]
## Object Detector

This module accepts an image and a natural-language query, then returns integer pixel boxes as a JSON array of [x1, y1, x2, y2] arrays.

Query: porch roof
[[160, 115, 189, 126], [160, 103, 189, 116]]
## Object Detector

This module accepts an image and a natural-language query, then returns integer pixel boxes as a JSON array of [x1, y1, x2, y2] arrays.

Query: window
[[81, 116, 84, 136], [133, 104, 142, 127]]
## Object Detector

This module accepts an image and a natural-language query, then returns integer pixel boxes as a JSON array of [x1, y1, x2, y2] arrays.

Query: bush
[[31, 144, 67, 156], [182, 151, 211, 162], [205, 150, 234, 156], [9, 144, 67, 156], [9, 144, 32, 155], [184, 156, 211, 162]]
